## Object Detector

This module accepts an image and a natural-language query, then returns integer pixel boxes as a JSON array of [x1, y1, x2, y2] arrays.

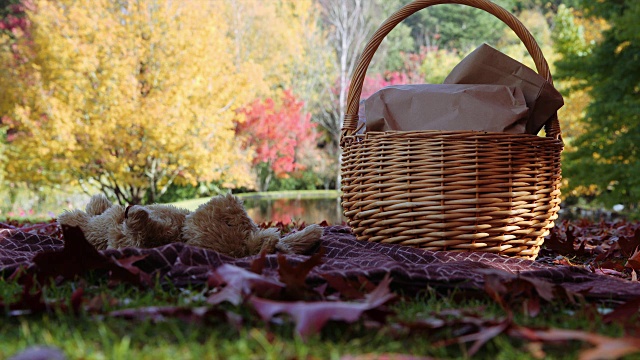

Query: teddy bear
[[57, 193, 323, 258]]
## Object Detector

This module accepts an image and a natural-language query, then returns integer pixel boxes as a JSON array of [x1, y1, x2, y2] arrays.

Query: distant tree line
[[0, 0, 636, 209]]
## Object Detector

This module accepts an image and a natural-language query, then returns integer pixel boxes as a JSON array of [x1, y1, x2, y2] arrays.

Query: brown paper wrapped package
[[364, 84, 529, 133], [444, 43, 564, 135]]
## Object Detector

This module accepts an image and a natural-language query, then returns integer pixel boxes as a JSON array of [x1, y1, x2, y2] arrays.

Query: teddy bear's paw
[[276, 224, 323, 255], [85, 194, 113, 216], [57, 209, 90, 229], [248, 228, 281, 255]]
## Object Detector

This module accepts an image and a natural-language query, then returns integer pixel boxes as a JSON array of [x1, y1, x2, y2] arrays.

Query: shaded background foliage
[[555, 0, 640, 208], [0, 0, 635, 214]]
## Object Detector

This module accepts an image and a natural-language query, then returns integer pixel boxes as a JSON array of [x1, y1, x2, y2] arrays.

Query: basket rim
[[343, 130, 565, 147], [340, 0, 562, 143]]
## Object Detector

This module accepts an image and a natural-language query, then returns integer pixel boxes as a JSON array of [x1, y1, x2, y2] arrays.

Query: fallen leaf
[[207, 264, 285, 306], [602, 297, 640, 324], [7, 273, 47, 315], [85, 293, 120, 313], [618, 228, 640, 256], [453, 320, 511, 356], [31, 225, 150, 286], [513, 328, 640, 360], [625, 247, 640, 270], [250, 274, 395, 339], [108, 254, 151, 286], [481, 270, 559, 316], [277, 248, 324, 300], [250, 250, 268, 275], [594, 268, 626, 277], [321, 274, 375, 300], [33, 225, 108, 281], [545, 223, 576, 255], [70, 287, 84, 315], [600, 261, 626, 272]]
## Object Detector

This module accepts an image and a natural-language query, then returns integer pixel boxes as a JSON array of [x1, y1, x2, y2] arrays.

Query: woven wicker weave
[[340, 0, 563, 259]]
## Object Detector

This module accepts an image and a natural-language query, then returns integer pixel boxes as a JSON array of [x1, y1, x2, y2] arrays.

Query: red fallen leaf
[[250, 274, 395, 339], [250, 250, 268, 275], [594, 268, 626, 278], [625, 247, 640, 270], [2, 274, 85, 316], [70, 287, 84, 315], [31, 225, 149, 286], [33, 225, 107, 280], [422, 312, 512, 355], [511, 328, 640, 360], [7, 273, 47, 315], [481, 270, 562, 317], [602, 297, 640, 324], [595, 243, 618, 262], [618, 228, 640, 256], [207, 264, 285, 306], [441, 320, 511, 356], [600, 261, 626, 272], [108, 254, 151, 286], [321, 274, 376, 300], [85, 293, 120, 313], [277, 248, 325, 300], [545, 223, 576, 255]]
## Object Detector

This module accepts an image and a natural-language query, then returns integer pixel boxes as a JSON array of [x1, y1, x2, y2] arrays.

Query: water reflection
[[242, 196, 613, 226], [243, 197, 346, 225]]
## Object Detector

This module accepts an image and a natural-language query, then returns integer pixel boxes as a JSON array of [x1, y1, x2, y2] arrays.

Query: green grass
[[0, 276, 632, 360], [171, 190, 340, 211]]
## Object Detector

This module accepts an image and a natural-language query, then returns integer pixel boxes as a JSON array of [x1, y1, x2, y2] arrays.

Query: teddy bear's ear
[[85, 194, 113, 216]]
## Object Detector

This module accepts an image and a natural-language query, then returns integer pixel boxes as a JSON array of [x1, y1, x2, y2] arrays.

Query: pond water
[[243, 196, 346, 225], [241, 196, 622, 226]]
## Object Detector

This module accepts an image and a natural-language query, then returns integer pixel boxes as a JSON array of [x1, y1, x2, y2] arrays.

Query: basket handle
[[341, 0, 561, 140]]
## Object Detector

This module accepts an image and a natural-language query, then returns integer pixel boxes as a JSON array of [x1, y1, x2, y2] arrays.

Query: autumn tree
[[0, 0, 258, 205], [219, 0, 330, 106], [0, 0, 30, 38], [214, 0, 334, 191], [237, 91, 318, 191], [0, 0, 32, 187], [399, 1, 521, 53], [555, 0, 640, 207], [551, 4, 607, 144], [315, 0, 376, 147]]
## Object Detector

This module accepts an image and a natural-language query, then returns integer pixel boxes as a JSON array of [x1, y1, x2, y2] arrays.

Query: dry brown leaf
[[516, 328, 640, 360]]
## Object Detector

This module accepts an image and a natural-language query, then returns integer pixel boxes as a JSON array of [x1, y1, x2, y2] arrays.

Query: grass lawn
[[0, 273, 633, 360], [3, 217, 640, 359]]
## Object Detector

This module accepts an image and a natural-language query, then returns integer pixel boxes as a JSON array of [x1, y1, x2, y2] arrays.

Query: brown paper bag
[[364, 84, 529, 133], [444, 43, 564, 135]]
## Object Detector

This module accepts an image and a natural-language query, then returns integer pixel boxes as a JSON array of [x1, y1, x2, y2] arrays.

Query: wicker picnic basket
[[340, 0, 563, 260]]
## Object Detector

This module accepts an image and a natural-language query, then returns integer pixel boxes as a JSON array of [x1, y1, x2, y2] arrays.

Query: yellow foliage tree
[[219, 0, 333, 187], [0, 0, 257, 204], [220, 0, 328, 100]]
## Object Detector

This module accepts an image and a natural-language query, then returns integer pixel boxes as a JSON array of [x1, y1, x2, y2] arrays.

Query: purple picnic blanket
[[2, 225, 640, 300]]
